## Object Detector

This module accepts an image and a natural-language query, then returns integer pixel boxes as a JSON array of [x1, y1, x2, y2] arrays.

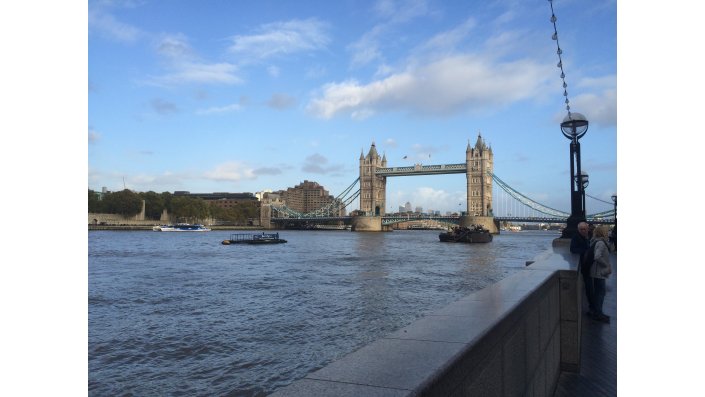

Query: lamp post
[[578, 170, 589, 218], [560, 112, 589, 239]]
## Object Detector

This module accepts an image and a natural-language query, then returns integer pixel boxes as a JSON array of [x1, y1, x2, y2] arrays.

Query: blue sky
[[88, 0, 617, 214]]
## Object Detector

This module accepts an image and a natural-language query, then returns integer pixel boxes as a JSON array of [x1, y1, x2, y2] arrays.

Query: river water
[[88, 229, 558, 396]]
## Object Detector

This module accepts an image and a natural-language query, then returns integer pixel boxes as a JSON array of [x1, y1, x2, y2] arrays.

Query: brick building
[[276, 180, 346, 216]]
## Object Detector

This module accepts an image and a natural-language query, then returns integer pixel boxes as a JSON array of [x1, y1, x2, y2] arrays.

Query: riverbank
[[88, 225, 263, 231]]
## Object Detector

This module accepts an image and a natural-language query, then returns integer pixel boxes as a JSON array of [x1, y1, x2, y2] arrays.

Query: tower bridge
[[354, 134, 495, 232], [262, 134, 614, 231]]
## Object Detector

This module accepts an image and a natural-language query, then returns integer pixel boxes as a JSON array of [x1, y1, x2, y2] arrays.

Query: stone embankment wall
[[88, 213, 160, 226], [350, 215, 382, 231], [270, 244, 581, 397], [460, 215, 500, 234]]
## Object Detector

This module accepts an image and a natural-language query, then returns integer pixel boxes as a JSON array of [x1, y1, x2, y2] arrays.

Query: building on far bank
[[173, 191, 259, 210], [255, 190, 272, 201], [261, 191, 285, 207], [275, 180, 346, 216]]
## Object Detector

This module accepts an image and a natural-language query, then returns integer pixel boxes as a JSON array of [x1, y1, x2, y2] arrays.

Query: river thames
[[88, 229, 559, 396]]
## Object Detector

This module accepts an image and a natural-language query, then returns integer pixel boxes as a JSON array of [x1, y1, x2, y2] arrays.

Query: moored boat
[[222, 232, 287, 245], [153, 223, 211, 232], [438, 225, 493, 243]]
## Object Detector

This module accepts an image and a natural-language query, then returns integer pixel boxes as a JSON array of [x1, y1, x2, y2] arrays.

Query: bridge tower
[[466, 133, 494, 216], [359, 142, 387, 216], [462, 133, 498, 233]]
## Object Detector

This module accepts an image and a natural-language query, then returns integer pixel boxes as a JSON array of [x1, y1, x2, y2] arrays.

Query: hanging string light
[[548, 0, 572, 119]]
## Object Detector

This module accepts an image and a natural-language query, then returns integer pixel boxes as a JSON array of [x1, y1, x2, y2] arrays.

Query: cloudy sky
[[87, 0, 617, 214]]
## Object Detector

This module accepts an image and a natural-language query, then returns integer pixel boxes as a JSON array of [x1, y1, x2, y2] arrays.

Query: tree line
[[88, 189, 259, 224]]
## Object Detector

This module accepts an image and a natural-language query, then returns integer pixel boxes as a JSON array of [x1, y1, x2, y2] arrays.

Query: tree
[[103, 189, 143, 217], [160, 192, 174, 213], [208, 201, 259, 225], [139, 191, 165, 220], [88, 189, 104, 213], [171, 196, 210, 222]]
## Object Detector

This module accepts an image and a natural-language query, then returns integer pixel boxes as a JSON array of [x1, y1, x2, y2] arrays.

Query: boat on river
[[438, 225, 493, 243], [222, 232, 287, 245], [152, 223, 211, 232]]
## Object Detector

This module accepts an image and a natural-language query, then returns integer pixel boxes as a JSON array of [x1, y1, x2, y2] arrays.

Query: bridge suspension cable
[[490, 172, 570, 218], [492, 172, 614, 220], [586, 193, 613, 205]]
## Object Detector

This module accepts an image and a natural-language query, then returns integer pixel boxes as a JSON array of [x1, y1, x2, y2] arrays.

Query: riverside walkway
[[554, 251, 617, 396], [269, 246, 617, 397]]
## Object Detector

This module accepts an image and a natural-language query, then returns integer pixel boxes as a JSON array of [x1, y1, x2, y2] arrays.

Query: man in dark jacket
[[571, 221, 595, 316]]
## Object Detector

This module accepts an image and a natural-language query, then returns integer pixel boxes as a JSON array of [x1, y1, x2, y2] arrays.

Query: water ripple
[[89, 229, 558, 396]]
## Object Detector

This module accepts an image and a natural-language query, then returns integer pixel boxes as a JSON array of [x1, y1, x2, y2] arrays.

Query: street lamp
[[578, 170, 589, 218], [560, 112, 589, 239]]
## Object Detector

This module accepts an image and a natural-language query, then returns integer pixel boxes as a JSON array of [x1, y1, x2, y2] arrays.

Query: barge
[[222, 232, 287, 245], [439, 225, 493, 243]]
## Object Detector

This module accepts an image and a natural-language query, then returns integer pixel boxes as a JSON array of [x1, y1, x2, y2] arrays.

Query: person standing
[[570, 221, 596, 316], [609, 224, 617, 251], [589, 226, 613, 323]]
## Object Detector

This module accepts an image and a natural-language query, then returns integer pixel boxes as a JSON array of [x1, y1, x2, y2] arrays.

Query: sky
[[87, 0, 617, 215], [8, 2, 705, 394]]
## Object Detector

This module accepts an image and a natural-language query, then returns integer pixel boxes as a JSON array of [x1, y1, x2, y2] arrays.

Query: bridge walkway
[[554, 251, 617, 396]]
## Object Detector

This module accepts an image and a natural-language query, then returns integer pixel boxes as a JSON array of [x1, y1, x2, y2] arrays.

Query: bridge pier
[[351, 216, 383, 232], [460, 216, 500, 234], [260, 205, 273, 229]]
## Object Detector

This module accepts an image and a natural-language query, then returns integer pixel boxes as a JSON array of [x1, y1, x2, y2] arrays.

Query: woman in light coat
[[590, 225, 613, 323]]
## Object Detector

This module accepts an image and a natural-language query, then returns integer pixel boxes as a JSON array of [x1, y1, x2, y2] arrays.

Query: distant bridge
[[268, 172, 614, 226], [269, 213, 614, 227], [265, 140, 615, 229]]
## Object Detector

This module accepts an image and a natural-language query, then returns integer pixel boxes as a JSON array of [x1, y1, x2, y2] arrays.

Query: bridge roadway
[[270, 215, 615, 225], [375, 163, 467, 177]]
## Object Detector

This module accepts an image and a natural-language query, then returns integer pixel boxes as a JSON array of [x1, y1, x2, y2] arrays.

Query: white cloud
[[373, 0, 432, 24], [204, 162, 256, 182], [227, 18, 329, 61], [384, 138, 397, 148], [308, 55, 553, 119], [88, 7, 142, 43], [88, 169, 189, 193], [149, 61, 242, 86], [414, 17, 476, 55], [577, 75, 616, 90], [348, 0, 433, 68], [196, 103, 242, 115], [551, 74, 617, 127], [155, 33, 194, 60], [348, 28, 385, 68], [267, 65, 281, 77], [570, 89, 617, 127], [390, 186, 466, 213], [302, 153, 345, 175], [145, 34, 242, 86]]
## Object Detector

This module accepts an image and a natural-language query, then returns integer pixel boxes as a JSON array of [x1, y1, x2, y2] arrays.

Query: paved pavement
[[554, 251, 617, 396]]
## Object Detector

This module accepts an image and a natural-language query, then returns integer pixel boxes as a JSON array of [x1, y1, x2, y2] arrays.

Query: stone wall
[[460, 215, 500, 234], [350, 216, 382, 232], [270, 245, 581, 397], [88, 213, 160, 226]]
